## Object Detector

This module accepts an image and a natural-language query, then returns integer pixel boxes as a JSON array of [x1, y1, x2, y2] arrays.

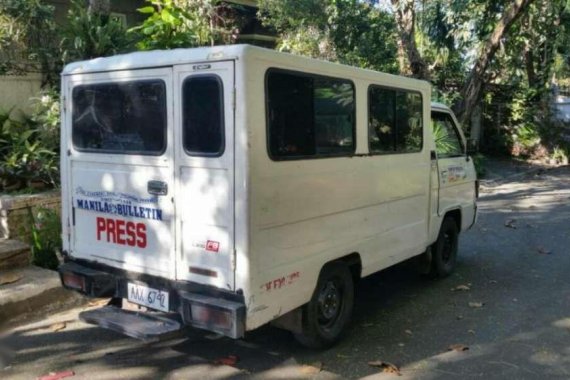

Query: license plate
[[127, 283, 169, 312]]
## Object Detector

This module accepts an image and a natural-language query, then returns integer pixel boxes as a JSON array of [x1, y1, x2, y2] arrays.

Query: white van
[[59, 45, 477, 348]]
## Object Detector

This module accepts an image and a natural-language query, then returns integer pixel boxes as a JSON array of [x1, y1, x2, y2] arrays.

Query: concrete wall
[[0, 74, 42, 117], [0, 192, 61, 242]]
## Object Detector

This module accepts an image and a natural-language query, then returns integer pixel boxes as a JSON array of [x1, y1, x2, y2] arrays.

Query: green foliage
[[472, 153, 487, 177], [29, 207, 61, 270], [258, 0, 399, 73], [60, 0, 134, 64], [130, 0, 242, 50], [29, 89, 61, 153], [432, 121, 459, 155], [0, 0, 58, 82], [0, 93, 60, 191]]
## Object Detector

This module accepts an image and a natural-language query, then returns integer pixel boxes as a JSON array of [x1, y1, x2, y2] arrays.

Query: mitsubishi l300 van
[[59, 45, 477, 348]]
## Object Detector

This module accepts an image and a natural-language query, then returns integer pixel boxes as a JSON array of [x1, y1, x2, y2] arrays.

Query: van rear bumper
[[58, 260, 245, 338]]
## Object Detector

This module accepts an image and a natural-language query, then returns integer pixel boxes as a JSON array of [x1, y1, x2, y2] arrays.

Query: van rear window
[[182, 76, 224, 156], [72, 80, 166, 155], [266, 69, 355, 160]]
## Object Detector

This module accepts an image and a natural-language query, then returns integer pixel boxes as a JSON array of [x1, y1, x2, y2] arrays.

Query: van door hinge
[[232, 88, 236, 110], [62, 97, 66, 113], [231, 249, 236, 271]]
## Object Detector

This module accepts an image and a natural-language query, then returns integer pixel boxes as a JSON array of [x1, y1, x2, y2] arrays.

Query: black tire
[[294, 262, 354, 349], [430, 216, 459, 277]]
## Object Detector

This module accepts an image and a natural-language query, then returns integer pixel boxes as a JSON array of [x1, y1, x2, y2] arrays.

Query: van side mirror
[[466, 138, 478, 155]]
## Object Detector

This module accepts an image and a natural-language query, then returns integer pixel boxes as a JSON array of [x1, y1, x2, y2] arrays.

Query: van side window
[[266, 69, 355, 159], [183, 76, 224, 156], [72, 80, 166, 155], [368, 86, 423, 154], [431, 112, 464, 157]]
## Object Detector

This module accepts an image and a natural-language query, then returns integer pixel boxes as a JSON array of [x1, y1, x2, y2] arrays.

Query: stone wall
[[0, 191, 61, 242], [0, 74, 42, 117]]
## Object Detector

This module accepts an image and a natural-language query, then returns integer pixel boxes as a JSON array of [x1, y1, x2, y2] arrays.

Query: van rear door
[[66, 68, 175, 279], [173, 61, 235, 290]]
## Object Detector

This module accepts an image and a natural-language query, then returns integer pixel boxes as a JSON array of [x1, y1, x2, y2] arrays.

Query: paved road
[[1, 166, 569, 380]]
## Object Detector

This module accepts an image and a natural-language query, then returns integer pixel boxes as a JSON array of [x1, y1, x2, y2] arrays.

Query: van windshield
[[72, 80, 166, 155]]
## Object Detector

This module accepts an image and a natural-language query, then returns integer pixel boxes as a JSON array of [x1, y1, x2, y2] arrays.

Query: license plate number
[[127, 283, 169, 312]]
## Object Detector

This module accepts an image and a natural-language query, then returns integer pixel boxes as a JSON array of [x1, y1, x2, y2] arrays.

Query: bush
[[472, 153, 487, 178], [29, 208, 61, 270], [60, 0, 134, 64], [130, 0, 242, 50], [0, 92, 60, 192]]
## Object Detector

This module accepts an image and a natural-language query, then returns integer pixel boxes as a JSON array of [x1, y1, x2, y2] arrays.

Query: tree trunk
[[390, 0, 430, 81], [454, 0, 535, 126], [396, 38, 410, 76], [524, 47, 537, 88]]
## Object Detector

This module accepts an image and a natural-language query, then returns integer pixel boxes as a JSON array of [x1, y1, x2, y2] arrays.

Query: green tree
[[60, 0, 134, 64], [258, 0, 399, 73], [453, 0, 536, 126], [130, 0, 243, 50], [0, 0, 58, 85]]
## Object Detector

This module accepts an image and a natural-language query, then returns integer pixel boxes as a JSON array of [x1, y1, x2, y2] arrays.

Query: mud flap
[[79, 306, 184, 342]]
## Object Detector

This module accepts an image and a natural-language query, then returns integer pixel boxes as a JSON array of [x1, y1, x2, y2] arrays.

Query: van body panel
[[242, 55, 433, 328]]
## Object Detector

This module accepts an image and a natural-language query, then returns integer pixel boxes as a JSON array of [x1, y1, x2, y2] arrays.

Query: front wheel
[[430, 216, 459, 277], [294, 262, 354, 349]]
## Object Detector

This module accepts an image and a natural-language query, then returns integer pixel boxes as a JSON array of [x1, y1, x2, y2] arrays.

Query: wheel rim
[[317, 279, 343, 329]]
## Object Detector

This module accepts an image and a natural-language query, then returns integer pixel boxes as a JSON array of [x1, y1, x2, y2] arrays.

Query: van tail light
[[62, 272, 86, 291], [59, 262, 116, 297], [190, 304, 232, 331], [179, 291, 245, 338]]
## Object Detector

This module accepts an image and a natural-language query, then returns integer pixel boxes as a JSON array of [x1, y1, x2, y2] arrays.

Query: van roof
[[62, 44, 248, 75], [61, 45, 430, 92]]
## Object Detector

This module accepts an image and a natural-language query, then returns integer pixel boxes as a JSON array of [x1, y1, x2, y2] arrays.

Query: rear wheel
[[430, 216, 459, 277], [294, 262, 354, 349]]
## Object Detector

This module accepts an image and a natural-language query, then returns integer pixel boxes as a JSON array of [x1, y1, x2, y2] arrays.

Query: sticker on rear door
[[75, 187, 163, 221], [74, 187, 166, 249]]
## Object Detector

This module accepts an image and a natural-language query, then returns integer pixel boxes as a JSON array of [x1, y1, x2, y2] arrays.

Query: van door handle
[[148, 180, 168, 196]]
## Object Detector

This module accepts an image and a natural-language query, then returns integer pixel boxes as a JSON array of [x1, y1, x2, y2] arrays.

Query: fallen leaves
[[0, 273, 22, 286], [452, 284, 471, 292], [537, 247, 552, 255], [50, 322, 67, 332], [214, 355, 239, 366], [87, 299, 110, 307], [404, 329, 413, 335], [448, 344, 469, 352], [504, 219, 517, 229], [37, 370, 75, 380], [368, 361, 401, 376], [300, 361, 323, 374], [468, 302, 484, 308]]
